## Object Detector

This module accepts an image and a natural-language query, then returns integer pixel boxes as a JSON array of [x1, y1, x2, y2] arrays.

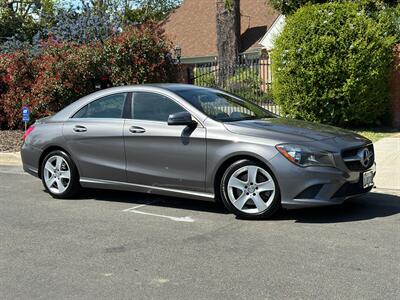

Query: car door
[[63, 92, 130, 182], [124, 91, 206, 192]]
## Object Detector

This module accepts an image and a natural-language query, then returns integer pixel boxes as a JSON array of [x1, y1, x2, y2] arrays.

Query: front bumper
[[268, 154, 376, 209]]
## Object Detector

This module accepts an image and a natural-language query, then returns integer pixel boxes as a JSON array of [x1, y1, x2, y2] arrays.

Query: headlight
[[276, 144, 335, 167]]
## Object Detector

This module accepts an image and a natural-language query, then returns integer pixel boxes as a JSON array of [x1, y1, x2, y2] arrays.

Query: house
[[259, 14, 286, 51], [163, 0, 281, 64]]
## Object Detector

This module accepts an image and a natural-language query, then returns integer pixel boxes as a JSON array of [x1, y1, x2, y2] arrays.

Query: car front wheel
[[220, 159, 281, 220], [41, 150, 81, 198]]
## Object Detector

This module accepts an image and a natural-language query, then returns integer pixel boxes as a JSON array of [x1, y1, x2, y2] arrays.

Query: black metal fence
[[191, 57, 278, 115]]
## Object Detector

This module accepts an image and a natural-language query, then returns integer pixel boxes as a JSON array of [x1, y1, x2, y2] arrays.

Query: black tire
[[41, 150, 81, 199], [220, 159, 281, 220]]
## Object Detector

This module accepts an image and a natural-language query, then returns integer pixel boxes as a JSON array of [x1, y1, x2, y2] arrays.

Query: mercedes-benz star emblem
[[357, 148, 373, 167]]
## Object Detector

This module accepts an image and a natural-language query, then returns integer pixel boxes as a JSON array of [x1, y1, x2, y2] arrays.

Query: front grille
[[341, 144, 374, 171]]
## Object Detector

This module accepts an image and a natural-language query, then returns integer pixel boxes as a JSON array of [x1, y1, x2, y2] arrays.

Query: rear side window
[[133, 92, 185, 122], [73, 93, 127, 118]]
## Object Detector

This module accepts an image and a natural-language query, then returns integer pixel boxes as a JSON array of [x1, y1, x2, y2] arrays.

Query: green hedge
[[271, 2, 396, 126]]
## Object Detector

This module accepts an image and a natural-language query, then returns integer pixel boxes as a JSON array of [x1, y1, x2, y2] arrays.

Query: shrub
[[194, 65, 269, 100], [0, 24, 177, 129], [272, 2, 396, 126], [268, 0, 398, 16], [0, 51, 36, 128], [194, 68, 217, 87], [104, 24, 176, 85]]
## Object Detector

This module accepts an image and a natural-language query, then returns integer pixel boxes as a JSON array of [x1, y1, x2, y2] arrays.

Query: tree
[[0, 1, 123, 53], [0, 0, 55, 44], [0, 0, 182, 53], [124, 0, 182, 23], [216, 0, 241, 85], [38, 3, 123, 44], [0, 1, 39, 41]]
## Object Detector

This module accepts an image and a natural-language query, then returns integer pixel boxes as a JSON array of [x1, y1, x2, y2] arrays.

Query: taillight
[[22, 125, 35, 141]]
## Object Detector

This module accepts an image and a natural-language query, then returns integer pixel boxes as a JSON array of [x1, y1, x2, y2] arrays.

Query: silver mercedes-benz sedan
[[21, 84, 376, 219]]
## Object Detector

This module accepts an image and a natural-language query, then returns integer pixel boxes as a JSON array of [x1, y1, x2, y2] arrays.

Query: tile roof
[[163, 0, 279, 59]]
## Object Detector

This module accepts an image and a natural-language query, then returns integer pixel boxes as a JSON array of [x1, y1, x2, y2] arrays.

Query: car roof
[[50, 84, 215, 122], [144, 83, 212, 92]]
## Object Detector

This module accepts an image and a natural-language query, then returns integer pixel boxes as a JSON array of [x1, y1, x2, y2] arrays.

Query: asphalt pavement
[[1, 165, 399, 299]]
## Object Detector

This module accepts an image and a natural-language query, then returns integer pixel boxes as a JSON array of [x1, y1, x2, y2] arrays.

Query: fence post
[[260, 50, 269, 93], [176, 64, 194, 84], [186, 66, 194, 84]]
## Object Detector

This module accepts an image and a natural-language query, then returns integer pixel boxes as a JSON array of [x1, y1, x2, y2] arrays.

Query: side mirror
[[168, 111, 196, 127]]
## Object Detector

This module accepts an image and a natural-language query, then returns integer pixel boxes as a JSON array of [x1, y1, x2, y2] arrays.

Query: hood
[[223, 117, 370, 143]]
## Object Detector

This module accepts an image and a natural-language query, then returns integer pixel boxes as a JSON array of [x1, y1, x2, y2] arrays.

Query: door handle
[[73, 125, 87, 133], [129, 126, 146, 134]]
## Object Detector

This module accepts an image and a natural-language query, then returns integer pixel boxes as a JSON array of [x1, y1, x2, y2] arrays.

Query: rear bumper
[[21, 142, 42, 178], [268, 154, 376, 209]]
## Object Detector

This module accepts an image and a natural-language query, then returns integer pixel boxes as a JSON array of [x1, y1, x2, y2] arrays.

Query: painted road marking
[[122, 200, 161, 211], [123, 200, 195, 223]]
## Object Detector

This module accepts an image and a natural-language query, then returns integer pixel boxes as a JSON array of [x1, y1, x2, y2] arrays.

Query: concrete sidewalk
[[374, 133, 400, 190], [0, 134, 399, 190]]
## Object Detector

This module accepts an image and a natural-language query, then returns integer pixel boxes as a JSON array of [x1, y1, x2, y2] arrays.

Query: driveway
[[1, 165, 399, 299]]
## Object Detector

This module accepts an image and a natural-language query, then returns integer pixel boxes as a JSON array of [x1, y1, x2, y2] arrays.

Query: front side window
[[175, 89, 274, 122], [73, 93, 127, 118], [133, 92, 185, 122]]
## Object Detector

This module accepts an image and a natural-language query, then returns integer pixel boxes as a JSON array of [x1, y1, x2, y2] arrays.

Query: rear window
[[73, 93, 127, 119]]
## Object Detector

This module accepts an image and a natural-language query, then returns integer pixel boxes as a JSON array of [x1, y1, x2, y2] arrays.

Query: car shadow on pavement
[[273, 191, 400, 223], [76, 189, 400, 222], [81, 188, 230, 215]]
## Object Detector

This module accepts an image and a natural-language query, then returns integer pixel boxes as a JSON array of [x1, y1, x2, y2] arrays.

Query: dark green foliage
[[272, 2, 396, 126], [124, 0, 182, 23], [0, 0, 55, 44], [268, 0, 324, 15], [194, 65, 273, 104], [268, 0, 399, 15]]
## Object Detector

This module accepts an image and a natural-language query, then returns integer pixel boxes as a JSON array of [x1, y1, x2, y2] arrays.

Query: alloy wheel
[[43, 155, 71, 194], [227, 165, 276, 214]]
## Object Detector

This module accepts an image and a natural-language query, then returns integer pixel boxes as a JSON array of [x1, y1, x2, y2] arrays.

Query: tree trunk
[[216, 0, 241, 87]]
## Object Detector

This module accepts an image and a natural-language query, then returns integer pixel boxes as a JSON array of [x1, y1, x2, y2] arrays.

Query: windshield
[[175, 89, 275, 122]]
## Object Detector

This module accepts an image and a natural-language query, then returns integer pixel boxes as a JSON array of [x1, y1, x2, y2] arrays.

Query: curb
[[0, 152, 22, 165]]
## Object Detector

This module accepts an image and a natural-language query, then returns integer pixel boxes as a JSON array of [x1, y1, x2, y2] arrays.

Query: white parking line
[[123, 200, 195, 223], [122, 200, 160, 211], [126, 209, 195, 222]]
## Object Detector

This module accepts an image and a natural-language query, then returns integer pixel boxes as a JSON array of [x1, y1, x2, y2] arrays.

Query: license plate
[[362, 170, 374, 188]]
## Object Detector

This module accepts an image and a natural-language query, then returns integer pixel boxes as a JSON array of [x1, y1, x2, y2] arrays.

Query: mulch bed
[[0, 130, 24, 152]]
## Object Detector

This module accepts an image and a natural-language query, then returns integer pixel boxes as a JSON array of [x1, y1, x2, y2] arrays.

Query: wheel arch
[[213, 154, 277, 202], [38, 146, 72, 179]]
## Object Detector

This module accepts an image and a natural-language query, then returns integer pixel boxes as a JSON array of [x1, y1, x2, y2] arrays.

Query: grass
[[349, 127, 399, 142]]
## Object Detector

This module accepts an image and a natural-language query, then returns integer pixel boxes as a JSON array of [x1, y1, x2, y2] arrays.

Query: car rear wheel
[[41, 150, 81, 198], [220, 159, 281, 220]]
